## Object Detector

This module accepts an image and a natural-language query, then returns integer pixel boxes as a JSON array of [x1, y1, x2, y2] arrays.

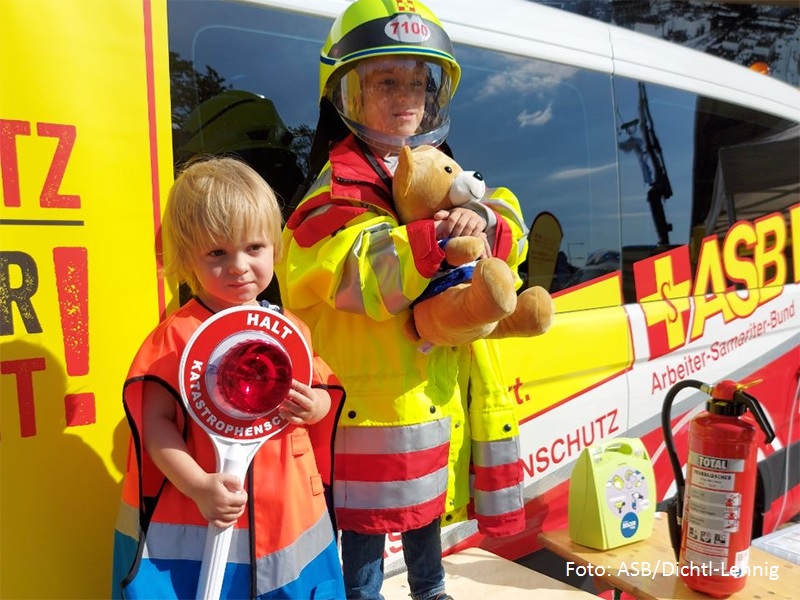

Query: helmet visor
[[330, 57, 452, 153]]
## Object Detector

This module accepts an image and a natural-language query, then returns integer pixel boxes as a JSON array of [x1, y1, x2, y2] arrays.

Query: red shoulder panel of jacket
[[286, 135, 396, 248], [492, 215, 513, 261]]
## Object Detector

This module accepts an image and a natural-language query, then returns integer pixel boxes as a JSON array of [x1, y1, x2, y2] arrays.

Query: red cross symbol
[[396, 0, 417, 13]]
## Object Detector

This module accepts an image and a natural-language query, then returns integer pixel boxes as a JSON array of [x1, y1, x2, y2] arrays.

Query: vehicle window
[[614, 77, 798, 302], [167, 0, 329, 203], [166, 0, 797, 310], [447, 48, 620, 302], [167, 0, 329, 303]]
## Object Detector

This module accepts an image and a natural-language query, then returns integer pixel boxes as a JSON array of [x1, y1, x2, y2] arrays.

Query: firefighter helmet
[[320, 0, 460, 152]]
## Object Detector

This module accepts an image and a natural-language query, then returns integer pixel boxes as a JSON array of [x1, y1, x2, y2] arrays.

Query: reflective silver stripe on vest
[[336, 222, 410, 315], [306, 168, 331, 197], [471, 481, 524, 517], [335, 418, 451, 455], [254, 512, 336, 595], [303, 202, 338, 223], [336, 232, 367, 313], [334, 465, 448, 510], [472, 437, 520, 467], [143, 523, 246, 562], [143, 512, 335, 593], [115, 501, 140, 538]]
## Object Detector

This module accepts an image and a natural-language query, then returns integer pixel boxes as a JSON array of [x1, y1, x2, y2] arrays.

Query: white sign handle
[[195, 438, 264, 600]]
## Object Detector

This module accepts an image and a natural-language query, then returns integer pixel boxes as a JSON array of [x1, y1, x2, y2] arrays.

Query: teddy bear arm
[[488, 285, 555, 339], [443, 237, 484, 266], [413, 258, 518, 346]]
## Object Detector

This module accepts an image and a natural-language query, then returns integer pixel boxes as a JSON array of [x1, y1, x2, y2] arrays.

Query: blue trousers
[[340, 519, 445, 600]]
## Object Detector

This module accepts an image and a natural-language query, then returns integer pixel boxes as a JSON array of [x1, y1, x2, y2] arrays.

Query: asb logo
[[634, 246, 692, 360], [633, 207, 798, 359]]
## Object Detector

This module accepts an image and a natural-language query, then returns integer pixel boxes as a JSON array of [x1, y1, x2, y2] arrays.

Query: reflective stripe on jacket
[[464, 339, 526, 536], [111, 299, 345, 599]]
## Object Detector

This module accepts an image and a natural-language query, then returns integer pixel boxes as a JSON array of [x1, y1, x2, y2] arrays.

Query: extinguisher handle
[[735, 389, 775, 444]]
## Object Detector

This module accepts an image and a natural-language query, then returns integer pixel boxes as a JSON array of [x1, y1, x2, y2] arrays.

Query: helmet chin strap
[[354, 136, 395, 202]]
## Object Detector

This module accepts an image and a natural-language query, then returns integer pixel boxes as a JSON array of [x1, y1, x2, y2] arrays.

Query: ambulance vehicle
[[1, 0, 797, 597]]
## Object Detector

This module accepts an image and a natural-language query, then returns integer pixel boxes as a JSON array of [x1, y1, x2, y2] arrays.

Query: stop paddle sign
[[178, 305, 312, 600]]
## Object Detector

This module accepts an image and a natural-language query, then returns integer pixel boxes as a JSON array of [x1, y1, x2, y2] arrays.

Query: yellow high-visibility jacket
[[277, 135, 528, 535]]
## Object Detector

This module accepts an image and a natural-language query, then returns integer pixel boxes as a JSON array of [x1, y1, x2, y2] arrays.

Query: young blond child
[[112, 157, 345, 599]]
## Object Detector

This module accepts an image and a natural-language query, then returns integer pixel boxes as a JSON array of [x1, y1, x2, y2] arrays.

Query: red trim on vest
[[292, 204, 368, 248], [286, 195, 337, 229], [287, 135, 399, 248]]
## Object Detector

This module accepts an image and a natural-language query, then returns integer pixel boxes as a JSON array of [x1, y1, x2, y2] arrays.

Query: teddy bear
[[394, 144, 554, 346]]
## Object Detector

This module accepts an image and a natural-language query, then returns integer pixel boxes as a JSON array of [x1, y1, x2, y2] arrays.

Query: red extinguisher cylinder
[[679, 412, 758, 597], [662, 380, 774, 598]]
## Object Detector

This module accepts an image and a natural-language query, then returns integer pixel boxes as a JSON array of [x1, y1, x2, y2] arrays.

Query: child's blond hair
[[163, 156, 283, 295]]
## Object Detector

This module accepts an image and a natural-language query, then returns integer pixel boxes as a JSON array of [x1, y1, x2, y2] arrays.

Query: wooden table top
[[537, 514, 798, 600], [382, 547, 598, 599]]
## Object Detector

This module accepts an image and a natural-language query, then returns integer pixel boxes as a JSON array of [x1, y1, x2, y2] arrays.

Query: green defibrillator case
[[568, 437, 656, 550]]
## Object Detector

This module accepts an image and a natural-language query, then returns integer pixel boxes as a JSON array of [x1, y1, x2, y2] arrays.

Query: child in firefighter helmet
[[320, 0, 460, 155], [308, 0, 461, 165], [278, 2, 529, 599]]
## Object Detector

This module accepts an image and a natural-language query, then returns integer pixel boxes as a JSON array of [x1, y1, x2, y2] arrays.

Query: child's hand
[[279, 380, 331, 425], [434, 206, 486, 238], [191, 472, 248, 528], [434, 209, 491, 258]]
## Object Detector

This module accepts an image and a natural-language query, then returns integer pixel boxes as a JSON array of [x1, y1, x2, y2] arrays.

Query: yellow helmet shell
[[320, 0, 461, 102]]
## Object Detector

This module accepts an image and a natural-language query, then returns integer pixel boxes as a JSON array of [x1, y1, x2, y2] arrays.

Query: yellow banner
[[0, 1, 173, 597]]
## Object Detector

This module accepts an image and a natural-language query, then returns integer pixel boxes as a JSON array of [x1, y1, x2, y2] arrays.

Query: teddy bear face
[[393, 145, 485, 223]]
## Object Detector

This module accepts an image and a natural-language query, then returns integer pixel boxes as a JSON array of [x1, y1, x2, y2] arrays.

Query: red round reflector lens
[[215, 339, 293, 419]]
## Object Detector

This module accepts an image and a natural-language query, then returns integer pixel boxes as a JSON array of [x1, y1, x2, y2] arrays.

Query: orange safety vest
[[112, 299, 345, 599]]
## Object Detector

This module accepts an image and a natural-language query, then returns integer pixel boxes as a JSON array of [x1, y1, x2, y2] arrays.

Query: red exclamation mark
[[53, 247, 95, 426]]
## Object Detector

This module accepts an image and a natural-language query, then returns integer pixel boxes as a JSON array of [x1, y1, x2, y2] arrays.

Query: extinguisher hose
[[661, 378, 709, 559]]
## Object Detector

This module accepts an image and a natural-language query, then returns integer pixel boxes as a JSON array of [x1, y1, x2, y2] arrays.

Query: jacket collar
[[329, 135, 395, 214]]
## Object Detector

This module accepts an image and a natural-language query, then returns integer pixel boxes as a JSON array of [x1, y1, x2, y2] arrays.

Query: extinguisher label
[[681, 448, 754, 575], [686, 523, 730, 546], [689, 467, 735, 491], [686, 495, 741, 534], [689, 451, 746, 473]]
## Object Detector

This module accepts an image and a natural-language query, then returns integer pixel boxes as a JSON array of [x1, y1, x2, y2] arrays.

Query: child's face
[[361, 59, 427, 138], [191, 230, 274, 312]]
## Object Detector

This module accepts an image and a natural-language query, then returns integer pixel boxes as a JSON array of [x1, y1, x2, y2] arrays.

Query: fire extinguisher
[[661, 379, 774, 598]]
